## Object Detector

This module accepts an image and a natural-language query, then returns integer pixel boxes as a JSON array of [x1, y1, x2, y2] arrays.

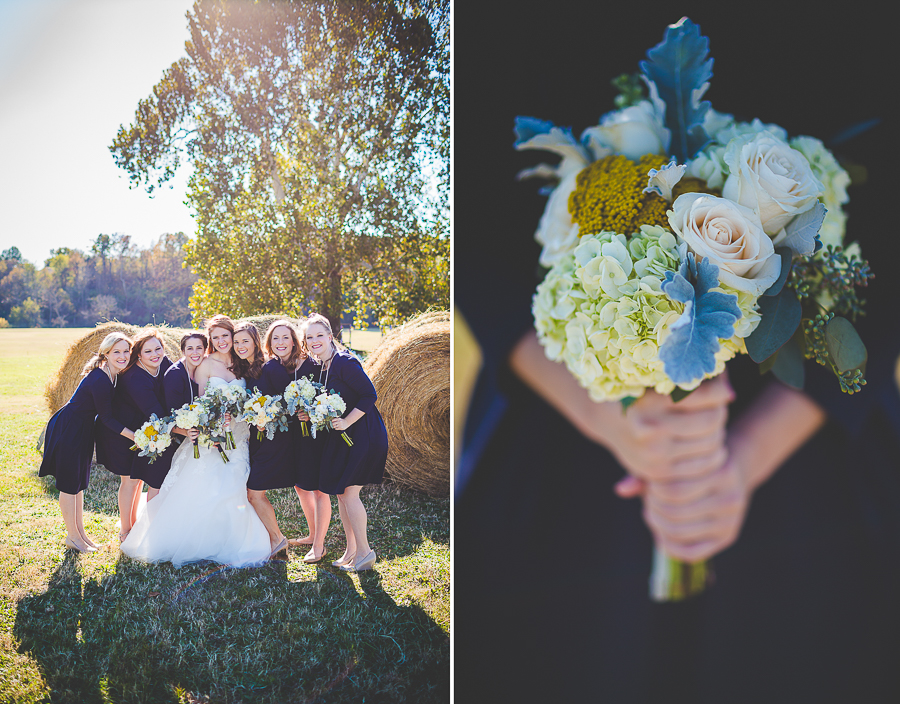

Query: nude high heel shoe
[[340, 549, 376, 572]]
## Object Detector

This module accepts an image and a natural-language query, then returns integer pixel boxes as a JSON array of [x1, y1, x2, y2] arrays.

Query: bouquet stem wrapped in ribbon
[[518, 18, 871, 601]]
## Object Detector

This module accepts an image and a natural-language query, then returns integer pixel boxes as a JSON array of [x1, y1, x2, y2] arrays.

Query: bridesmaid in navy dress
[[117, 330, 175, 531], [164, 332, 206, 413], [164, 331, 207, 453], [299, 314, 387, 572], [244, 320, 306, 558], [40, 332, 137, 552]]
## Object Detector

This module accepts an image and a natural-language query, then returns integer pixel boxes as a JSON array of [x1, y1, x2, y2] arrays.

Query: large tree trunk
[[323, 262, 344, 343]]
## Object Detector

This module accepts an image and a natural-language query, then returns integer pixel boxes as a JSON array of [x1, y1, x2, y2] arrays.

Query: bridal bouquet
[[192, 392, 232, 463], [518, 18, 871, 600], [283, 375, 322, 437], [131, 414, 175, 463], [308, 391, 353, 446], [241, 391, 289, 441], [172, 401, 208, 459], [205, 384, 249, 449]]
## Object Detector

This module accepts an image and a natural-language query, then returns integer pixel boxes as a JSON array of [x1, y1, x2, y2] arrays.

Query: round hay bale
[[234, 315, 305, 339], [364, 310, 450, 497], [44, 322, 188, 415]]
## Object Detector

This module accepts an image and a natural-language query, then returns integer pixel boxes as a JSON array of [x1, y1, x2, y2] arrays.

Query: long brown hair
[[125, 329, 166, 372], [180, 331, 208, 353], [263, 319, 304, 372], [233, 322, 265, 380], [205, 314, 241, 376]]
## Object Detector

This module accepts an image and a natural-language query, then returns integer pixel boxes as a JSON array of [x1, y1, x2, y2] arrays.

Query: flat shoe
[[287, 537, 313, 547], [303, 548, 327, 564], [340, 549, 376, 572], [268, 536, 288, 559]]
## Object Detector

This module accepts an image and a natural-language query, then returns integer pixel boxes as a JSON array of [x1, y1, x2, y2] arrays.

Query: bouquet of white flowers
[[241, 391, 289, 441], [518, 17, 871, 600], [308, 390, 353, 446], [131, 414, 175, 464], [172, 401, 208, 459], [205, 383, 250, 449], [283, 375, 323, 437]]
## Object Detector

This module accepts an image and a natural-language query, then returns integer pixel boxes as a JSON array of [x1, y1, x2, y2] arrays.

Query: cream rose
[[722, 130, 824, 236], [581, 101, 670, 162], [667, 193, 781, 296]]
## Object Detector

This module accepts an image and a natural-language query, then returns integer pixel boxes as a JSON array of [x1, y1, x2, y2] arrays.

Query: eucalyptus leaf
[[770, 337, 805, 389], [759, 349, 779, 375], [621, 396, 639, 412], [781, 202, 826, 257], [825, 316, 867, 372], [745, 287, 802, 363], [762, 248, 793, 297]]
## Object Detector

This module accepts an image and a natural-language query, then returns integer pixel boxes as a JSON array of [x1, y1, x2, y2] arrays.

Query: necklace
[[185, 363, 194, 402], [102, 363, 117, 388], [317, 348, 335, 390], [138, 359, 160, 378]]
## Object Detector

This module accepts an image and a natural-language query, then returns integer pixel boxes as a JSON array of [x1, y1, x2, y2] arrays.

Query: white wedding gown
[[120, 377, 271, 567]]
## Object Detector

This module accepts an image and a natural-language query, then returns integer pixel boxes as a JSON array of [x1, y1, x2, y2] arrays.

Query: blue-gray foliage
[[659, 254, 741, 384], [640, 17, 712, 162]]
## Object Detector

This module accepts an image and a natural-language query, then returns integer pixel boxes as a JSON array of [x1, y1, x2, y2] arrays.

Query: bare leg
[[146, 487, 159, 502], [302, 490, 331, 561], [59, 492, 91, 551], [289, 487, 316, 544], [334, 493, 357, 565], [129, 480, 143, 530], [248, 489, 285, 549], [339, 486, 371, 559], [75, 491, 97, 547], [118, 477, 143, 540]]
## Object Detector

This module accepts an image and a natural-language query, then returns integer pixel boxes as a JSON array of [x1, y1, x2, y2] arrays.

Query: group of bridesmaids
[[38, 313, 389, 572]]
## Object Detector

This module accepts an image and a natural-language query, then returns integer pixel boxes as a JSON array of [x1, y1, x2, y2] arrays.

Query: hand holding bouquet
[[241, 391, 289, 441], [131, 414, 175, 464], [283, 375, 322, 437], [308, 391, 353, 446], [172, 401, 208, 459], [518, 18, 871, 600], [205, 384, 249, 449]]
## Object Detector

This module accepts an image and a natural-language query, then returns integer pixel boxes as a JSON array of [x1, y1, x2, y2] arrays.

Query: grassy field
[[0, 328, 448, 703]]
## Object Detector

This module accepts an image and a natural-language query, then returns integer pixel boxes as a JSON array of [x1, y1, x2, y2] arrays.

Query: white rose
[[534, 171, 581, 267], [722, 130, 824, 235], [667, 193, 781, 296], [581, 101, 670, 161]]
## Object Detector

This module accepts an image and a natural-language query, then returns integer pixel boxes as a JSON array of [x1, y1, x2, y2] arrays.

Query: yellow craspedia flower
[[144, 426, 158, 439], [569, 154, 670, 236], [568, 155, 720, 238]]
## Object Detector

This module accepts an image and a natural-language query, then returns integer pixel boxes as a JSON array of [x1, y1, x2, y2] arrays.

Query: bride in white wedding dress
[[120, 375, 272, 567]]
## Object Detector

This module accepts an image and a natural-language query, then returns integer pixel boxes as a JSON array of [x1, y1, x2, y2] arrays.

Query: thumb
[[614, 474, 645, 499]]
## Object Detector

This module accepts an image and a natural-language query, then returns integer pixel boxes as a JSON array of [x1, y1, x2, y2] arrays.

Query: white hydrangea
[[790, 135, 851, 249], [534, 225, 761, 402]]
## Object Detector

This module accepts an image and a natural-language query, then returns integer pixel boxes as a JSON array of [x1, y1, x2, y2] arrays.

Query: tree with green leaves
[[110, 0, 449, 332]]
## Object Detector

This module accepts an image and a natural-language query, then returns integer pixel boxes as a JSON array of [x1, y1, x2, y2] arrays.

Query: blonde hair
[[300, 313, 346, 356], [82, 332, 132, 376]]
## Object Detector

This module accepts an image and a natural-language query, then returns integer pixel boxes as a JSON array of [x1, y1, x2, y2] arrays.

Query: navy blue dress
[[39, 367, 125, 494], [302, 350, 387, 495], [246, 358, 298, 490], [163, 358, 200, 412], [294, 358, 325, 492], [99, 357, 175, 489]]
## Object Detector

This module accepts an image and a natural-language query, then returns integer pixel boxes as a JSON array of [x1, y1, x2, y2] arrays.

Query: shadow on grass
[[15, 550, 449, 703]]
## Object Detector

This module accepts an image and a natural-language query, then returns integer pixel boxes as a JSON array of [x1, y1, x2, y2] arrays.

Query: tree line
[[0, 234, 197, 328]]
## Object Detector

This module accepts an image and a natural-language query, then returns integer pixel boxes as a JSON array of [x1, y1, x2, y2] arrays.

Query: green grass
[[0, 330, 449, 703]]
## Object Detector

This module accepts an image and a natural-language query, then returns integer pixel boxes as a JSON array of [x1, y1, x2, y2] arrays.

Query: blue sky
[[0, 0, 197, 266]]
